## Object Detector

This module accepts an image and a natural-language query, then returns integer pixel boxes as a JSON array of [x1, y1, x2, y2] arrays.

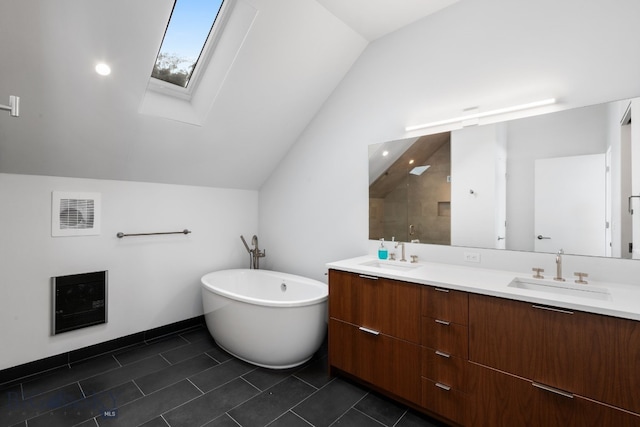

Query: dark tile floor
[[0, 325, 447, 427]]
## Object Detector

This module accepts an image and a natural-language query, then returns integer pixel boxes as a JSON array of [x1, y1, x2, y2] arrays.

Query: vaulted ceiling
[[0, 0, 458, 189], [369, 132, 450, 199]]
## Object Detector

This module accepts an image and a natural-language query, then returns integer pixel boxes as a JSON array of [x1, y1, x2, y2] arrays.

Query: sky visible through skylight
[[153, 0, 224, 88]]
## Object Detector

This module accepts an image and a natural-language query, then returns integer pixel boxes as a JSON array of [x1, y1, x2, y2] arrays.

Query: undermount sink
[[360, 259, 421, 272], [508, 277, 612, 301]]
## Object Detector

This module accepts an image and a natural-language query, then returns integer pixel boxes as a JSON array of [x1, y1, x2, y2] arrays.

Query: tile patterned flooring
[[0, 325, 447, 427]]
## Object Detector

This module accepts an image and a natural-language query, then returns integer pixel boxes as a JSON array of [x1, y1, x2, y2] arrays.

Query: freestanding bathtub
[[201, 269, 328, 369]]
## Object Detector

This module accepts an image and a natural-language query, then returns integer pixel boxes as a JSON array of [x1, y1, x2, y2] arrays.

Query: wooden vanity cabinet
[[468, 293, 640, 425], [328, 269, 421, 405], [421, 286, 469, 426], [329, 267, 640, 426]]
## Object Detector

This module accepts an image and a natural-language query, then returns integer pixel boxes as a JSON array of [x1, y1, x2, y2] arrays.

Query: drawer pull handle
[[358, 274, 379, 280], [532, 382, 574, 399], [358, 326, 380, 336], [434, 288, 450, 293], [435, 382, 451, 391], [435, 350, 450, 358], [435, 319, 450, 326], [532, 305, 574, 315]]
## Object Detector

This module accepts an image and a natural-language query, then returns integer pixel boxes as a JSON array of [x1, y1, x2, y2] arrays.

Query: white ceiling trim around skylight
[[139, 0, 258, 125]]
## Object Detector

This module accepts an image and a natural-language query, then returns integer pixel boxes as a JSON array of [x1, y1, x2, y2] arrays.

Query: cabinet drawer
[[469, 293, 640, 414], [422, 348, 468, 392], [329, 269, 421, 343], [422, 316, 468, 358], [468, 363, 640, 427], [329, 319, 421, 405], [422, 378, 467, 426], [422, 286, 468, 324]]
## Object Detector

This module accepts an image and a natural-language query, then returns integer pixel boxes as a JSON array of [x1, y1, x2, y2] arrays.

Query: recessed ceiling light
[[95, 63, 111, 76], [382, 150, 389, 156], [409, 159, 415, 164]]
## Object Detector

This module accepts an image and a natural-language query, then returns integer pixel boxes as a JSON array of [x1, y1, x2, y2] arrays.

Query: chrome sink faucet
[[554, 249, 565, 281], [395, 242, 406, 262]]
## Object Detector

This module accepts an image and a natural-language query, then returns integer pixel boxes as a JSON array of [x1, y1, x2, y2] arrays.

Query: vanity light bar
[[405, 98, 556, 132]]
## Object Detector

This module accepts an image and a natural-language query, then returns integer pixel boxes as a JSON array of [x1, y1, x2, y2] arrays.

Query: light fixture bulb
[[95, 63, 111, 76], [382, 150, 389, 157]]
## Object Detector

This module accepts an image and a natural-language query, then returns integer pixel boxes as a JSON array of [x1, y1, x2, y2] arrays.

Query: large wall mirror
[[369, 97, 640, 259]]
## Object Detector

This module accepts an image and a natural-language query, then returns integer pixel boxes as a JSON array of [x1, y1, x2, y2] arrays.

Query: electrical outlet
[[464, 252, 480, 263]]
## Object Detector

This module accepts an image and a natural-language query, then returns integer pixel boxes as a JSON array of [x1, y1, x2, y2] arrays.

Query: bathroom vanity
[[327, 257, 640, 427]]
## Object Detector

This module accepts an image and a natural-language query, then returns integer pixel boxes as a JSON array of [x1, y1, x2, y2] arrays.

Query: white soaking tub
[[201, 269, 327, 369]]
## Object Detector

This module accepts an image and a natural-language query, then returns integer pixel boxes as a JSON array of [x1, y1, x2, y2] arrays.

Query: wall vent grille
[[51, 191, 101, 236], [60, 198, 95, 229]]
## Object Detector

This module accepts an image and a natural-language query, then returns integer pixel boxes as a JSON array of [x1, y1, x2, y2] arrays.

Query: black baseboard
[[0, 316, 205, 387]]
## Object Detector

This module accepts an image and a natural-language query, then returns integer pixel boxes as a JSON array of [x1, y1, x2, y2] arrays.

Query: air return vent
[[59, 198, 94, 229], [52, 191, 101, 236], [52, 271, 108, 335]]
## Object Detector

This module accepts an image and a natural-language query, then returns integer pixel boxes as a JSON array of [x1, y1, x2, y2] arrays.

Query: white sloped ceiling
[[0, 0, 455, 189]]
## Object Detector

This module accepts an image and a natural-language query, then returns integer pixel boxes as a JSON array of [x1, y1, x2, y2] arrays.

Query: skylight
[[152, 0, 226, 91]]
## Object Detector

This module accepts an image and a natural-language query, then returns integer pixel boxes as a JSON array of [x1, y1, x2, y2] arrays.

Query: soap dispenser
[[378, 238, 388, 260]]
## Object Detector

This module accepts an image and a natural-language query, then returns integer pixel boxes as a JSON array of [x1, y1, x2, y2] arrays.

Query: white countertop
[[327, 255, 640, 321]]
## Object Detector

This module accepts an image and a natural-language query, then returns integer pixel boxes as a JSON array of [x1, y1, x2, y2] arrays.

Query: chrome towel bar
[[116, 229, 191, 238]]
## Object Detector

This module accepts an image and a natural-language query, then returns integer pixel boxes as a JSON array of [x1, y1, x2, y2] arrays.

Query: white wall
[[259, 0, 640, 283], [451, 124, 505, 249], [505, 104, 608, 251], [0, 173, 257, 370]]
